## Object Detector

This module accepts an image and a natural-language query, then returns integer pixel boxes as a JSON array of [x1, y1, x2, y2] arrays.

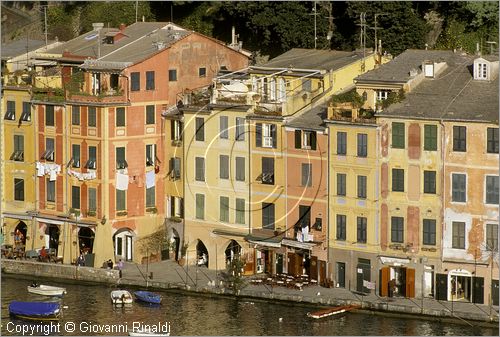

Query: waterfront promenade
[[2, 259, 498, 326]]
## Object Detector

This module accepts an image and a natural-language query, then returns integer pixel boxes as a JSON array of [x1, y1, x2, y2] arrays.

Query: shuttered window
[[146, 71, 155, 90], [195, 157, 205, 181], [357, 217, 367, 243], [357, 133, 367, 157], [487, 128, 499, 153], [424, 125, 437, 151], [452, 221, 465, 249], [131, 72, 140, 91], [220, 196, 229, 222], [146, 105, 155, 124], [336, 214, 346, 241], [452, 173, 466, 202], [453, 126, 466, 152], [220, 116, 228, 139], [196, 194, 205, 219], [88, 188, 97, 211], [392, 169, 404, 192], [72, 106, 80, 125], [14, 178, 24, 201], [423, 219, 436, 245], [392, 122, 405, 149], [195, 117, 204, 141], [116, 190, 126, 211], [71, 186, 80, 210], [220, 155, 229, 179], [486, 176, 499, 204], [47, 178, 55, 202], [337, 173, 346, 196], [88, 107, 96, 127], [391, 217, 404, 243], [46, 105, 54, 126], [357, 175, 367, 198], [236, 198, 245, 224], [235, 117, 245, 141], [146, 186, 155, 207], [337, 132, 347, 155], [423, 171, 436, 194], [262, 157, 274, 184], [116, 107, 125, 127], [235, 157, 245, 181], [262, 203, 275, 230], [301, 163, 312, 187]]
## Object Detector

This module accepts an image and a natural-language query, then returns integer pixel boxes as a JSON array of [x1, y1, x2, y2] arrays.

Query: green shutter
[[392, 122, 405, 149]]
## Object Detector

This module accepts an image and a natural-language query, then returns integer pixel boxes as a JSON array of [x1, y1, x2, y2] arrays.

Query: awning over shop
[[36, 213, 96, 227], [2, 212, 33, 221], [379, 256, 410, 265], [245, 233, 283, 249], [281, 238, 317, 250]]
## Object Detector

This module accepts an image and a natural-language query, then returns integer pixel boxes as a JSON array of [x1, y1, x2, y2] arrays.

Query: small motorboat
[[307, 304, 360, 319], [134, 290, 162, 304], [111, 290, 133, 305], [27, 283, 67, 297], [9, 301, 61, 321]]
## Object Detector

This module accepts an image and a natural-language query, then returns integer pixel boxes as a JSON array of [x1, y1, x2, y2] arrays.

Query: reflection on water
[[1, 276, 498, 336]]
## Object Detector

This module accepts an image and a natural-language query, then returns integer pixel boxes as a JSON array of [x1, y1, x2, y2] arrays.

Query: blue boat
[[9, 301, 61, 321], [134, 291, 162, 304]]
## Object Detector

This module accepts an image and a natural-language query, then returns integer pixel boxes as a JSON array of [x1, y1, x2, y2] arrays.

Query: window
[[336, 214, 346, 241], [262, 203, 275, 230], [256, 123, 276, 148], [88, 107, 96, 127], [146, 186, 155, 207], [235, 117, 245, 141], [116, 147, 127, 169], [116, 190, 126, 211], [131, 72, 140, 91], [116, 107, 125, 127], [199, 67, 206, 77], [452, 173, 466, 202], [14, 178, 24, 201], [236, 198, 245, 224], [423, 219, 436, 245], [169, 157, 181, 180], [424, 125, 437, 151], [486, 176, 499, 204], [337, 132, 347, 155], [392, 122, 405, 149], [47, 179, 55, 202], [423, 171, 436, 194], [21, 102, 31, 121], [146, 71, 155, 90], [357, 175, 367, 199], [235, 157, 245, 181], [357, 217, 367, 243], [292, 130, 316, 150], [297, 205, 311, 234], [71, 144, 80, 168], [195, 157, 205, 181], [220, 116, 228, 139], [168, 69, 177, 81], [72, 106, 80, 125], [88, 188, 97, 212], [171, 120, 182, 141], [5, 101, 15, 120], [301, 163, 312, 187], [195, 194, 205, 219], [453, 126, 466, 152], [45, 105, 54, 126], [376, 90, 389, 101], [391, 217, 404, 243], [357, 134, 367, 157], [487, 128, 499, 154], [146, 105, 155, 124], [452, 221, 465, 249], [220, 155, 229, 179], [392, 169, 404, 192], [302, 79, 311, 92], [486, 224, 498, 251], [12, 135, 24, 161], [86, 146, 97, 169], [195, 117, 204, 141], [71, 186, 80, 210], [476, 63, 488, 80], [220, 196, 229, 222], [337, 173, 346, 196], [261, 157, 274, 185], [44, 138, 55, 161], [146, 144, 156, 166]]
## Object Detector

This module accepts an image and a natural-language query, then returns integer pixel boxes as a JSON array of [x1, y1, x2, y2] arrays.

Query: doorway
[[449, 272, 472, 302], [196, 240, 208, 267], [336, 262, 346, 288], [114, 228, 134, 261], [356, 258, 371, 293]]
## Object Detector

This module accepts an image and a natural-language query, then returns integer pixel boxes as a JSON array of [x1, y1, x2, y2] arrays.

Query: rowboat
[[307, 304, 360, 319], [27, 284, 67, 297], [9, 301, 61, 321], [134, 290, 162, 304], [111, 290, 133, 305]]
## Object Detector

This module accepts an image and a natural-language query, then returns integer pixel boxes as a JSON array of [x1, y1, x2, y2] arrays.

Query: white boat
[[27, 284, 67, 297], [129, 328, 170, 336], [111, 290, 133, 305]]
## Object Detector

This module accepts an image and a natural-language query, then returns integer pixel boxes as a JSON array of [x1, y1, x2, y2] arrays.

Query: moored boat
[[307, 304, 360, 319], [9, 301, 61, 321], [111, 290, 133, 305], [134, 290, 162, 304], [27, 284, 67, 297]]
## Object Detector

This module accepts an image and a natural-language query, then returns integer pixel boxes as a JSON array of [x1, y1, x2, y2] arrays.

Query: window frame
[[337, 132, 347, 155], [116, 107, 125, 127], [198, 67, 206, 78], [357, 175, 367, 199], [71, 144, 81, 168], [235, 157, 245, 182], [261, 157, 275, 185], [116, 147, 127, 169], [336, 214, 346, 241], [453, 126, 467, 152], [195, 193, 205, 220], [145, 71, 155, 90], [486, 223, 498, 251], [116, 189, 126, 211], [423, 170, 436, 194], [301, 163, 312, 187], [88, 106, 97, 127], [423, 219, 436, 246], [46, 178, 55, 202], [195, 117, 205, 141], [45, 105, 55, 126], [487, 128, 499, 154], [391, 216, 404, 243], [337, 173, 346, 196], [219, 155, 229, 179], [262, 202, 275, 230], [424, 124, 437, 151], [357, 133, 368, 157], [145, 105, 155, 125], [14, 178, 24, 201], [357, 217, 367, 243], [5, 100, 15, 120], [12, 134, 24, 162], [235, 117, 245, 141], [220, 196, 229, 222], [146, 185, 155, 208], [392, 122, 405, 149], [451, 173, 466, 203], [485, 175, 499, 205], [168, 69, 177, 82], [235, 198, 245, 224], [71, 185, 81, 210], [452, 221, 466, 249], [195, 157, 205, 182], [220, 116, 229, 139], [392, 168, 405, 192], [88, 187, 97, 212], [130, 72, 140, 91], [72, 105, 80, 125], [145, 144, 156, 167]]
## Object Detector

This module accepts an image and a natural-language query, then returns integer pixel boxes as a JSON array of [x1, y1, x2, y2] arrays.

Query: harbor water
[[1, 276, 498, 336]]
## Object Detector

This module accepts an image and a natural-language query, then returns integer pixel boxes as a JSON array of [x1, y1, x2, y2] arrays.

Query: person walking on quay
[[117, 259, 124, 278], [39, 246, 48, 262]]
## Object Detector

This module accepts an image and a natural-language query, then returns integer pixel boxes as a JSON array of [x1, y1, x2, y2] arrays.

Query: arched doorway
[[225, 240, 241, 264], [78, 227, 95, 254], [196, 240, 208, 267], [113, 228, 134, 261], [14, 221, 28, 246]]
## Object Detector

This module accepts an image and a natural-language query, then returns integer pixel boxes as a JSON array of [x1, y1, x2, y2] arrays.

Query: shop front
[[379, 256, 415, 298], [435, 268, 483, 303]]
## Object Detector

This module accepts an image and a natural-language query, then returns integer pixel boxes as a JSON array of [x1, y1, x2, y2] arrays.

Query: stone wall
[[1, 259, 119, 283]]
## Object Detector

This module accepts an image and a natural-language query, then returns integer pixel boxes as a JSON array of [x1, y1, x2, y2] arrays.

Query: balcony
[[32, 87, 65, 103], [67, 88, 127, 104]]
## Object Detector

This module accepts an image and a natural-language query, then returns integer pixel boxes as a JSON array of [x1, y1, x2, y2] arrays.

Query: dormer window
[[424, 61, 434, 77], [476, 63, 488, 80]]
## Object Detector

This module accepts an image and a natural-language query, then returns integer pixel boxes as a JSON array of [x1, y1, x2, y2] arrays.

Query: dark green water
[[1, 276, 498, 336]]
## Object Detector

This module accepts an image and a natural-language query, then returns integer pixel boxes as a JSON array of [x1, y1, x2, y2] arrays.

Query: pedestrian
[[77, 252, 85, 266], [388, 279, 396, 298], [107, 259, 114, 269], [39, 246, 48, 262], [117, 259, 124, 278]]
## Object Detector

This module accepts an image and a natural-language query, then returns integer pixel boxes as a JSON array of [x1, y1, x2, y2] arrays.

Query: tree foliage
[[220, 256, 247, 294]]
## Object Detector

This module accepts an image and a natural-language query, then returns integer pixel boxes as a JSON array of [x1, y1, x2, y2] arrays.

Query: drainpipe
[[284, 124, 288, 273], [326, 124, 331, 284], [32, 97, 37, 251], [439, 119, 446, 289]]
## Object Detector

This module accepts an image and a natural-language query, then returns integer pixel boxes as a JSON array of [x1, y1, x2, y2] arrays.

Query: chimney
[[351, 108, 359, 121], [119, 23, 126, 31], [231, 26, 236, 45], [476, 42, 481, 56]]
